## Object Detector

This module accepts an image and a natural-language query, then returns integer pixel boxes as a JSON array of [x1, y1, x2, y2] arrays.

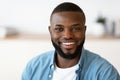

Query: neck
[[55, 53, 80, 68]]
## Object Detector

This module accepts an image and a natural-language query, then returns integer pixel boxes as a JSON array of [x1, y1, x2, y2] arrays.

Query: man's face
[[49, 11, 86, 59]]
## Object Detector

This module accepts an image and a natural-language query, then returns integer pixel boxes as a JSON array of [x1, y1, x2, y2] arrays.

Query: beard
[[51, 38, 85, 60]]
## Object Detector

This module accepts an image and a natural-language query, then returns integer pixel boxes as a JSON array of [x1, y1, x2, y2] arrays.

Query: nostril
[[64, 35, 73, 39], [63, 32, 74, 39]]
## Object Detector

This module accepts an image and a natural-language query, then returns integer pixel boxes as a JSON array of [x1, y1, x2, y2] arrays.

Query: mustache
[[60, 37, 75, 41], [59, 38, 76, 43]]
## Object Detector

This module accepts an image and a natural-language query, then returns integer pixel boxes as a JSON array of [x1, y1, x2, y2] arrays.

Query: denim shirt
[[22, 48, 120, 80]]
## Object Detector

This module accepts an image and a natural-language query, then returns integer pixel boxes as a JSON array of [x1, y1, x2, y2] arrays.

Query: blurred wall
[[0, 0, 120, 36]]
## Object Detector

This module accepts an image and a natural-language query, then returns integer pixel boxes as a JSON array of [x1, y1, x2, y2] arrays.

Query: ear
[[48, 26, 51, 34], [84, 25, 87, 32]]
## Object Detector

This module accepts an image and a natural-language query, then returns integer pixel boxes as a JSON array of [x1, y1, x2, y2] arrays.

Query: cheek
[[75, 32, 85, 43], [51, 32, 60, 42], [75, 32, 85, 38]]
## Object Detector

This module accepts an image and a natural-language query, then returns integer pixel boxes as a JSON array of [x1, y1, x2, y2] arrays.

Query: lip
[[61, 42, 76, 49]]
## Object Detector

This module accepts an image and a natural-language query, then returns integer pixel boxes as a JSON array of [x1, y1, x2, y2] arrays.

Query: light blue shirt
[[22, 48, 120, 80]]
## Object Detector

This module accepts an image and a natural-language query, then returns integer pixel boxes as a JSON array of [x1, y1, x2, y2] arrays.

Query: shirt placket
[[48, 64, 54, 80], [75, 65, 82, 80]]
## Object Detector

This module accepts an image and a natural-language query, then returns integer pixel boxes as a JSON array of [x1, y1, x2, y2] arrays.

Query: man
[[22, 2, 120, 80]]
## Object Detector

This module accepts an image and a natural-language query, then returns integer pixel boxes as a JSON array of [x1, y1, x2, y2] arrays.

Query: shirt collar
[[49, 48, 86, 70], [77, 48, 86, 70], [49, 50, 56, 69]]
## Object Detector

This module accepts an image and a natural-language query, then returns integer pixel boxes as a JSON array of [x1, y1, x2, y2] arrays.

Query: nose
[[63, 29, 73, 39]]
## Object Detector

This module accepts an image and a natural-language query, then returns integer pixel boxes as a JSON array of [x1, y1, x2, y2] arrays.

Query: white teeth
[[63, 42, 74, 45]]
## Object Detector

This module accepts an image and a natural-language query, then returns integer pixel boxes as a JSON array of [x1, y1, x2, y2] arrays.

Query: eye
[[71, 24, 85, 32], [54, 27, 64, 32], [72, 24, 85, 32], [72, 27, 82, 31], [72, 27, 83, 32]]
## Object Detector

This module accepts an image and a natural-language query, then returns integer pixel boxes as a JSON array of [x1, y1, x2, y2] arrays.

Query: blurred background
[[0, 0, 120, 80]]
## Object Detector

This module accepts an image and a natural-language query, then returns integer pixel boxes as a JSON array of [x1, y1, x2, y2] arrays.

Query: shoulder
[[83, 49, 115, 71], [84, 49, 110, 65], [22, 50, 55, 79], [26, 50, 55, 69], [83, 49, 120, 79]]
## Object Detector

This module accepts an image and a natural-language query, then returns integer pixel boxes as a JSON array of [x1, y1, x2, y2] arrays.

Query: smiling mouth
[[62, 42, 75, 49], [62, 42, 75, 45]]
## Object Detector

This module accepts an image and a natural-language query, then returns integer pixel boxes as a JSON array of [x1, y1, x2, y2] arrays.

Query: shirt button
[[51, 65, 54, 69], [49, 74, 52, 78]]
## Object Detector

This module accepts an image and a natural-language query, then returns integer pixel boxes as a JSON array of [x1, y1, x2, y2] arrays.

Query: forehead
[[50, 11, 85, 25]]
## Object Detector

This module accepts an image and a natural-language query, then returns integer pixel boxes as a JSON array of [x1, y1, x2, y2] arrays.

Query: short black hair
[[51, 2, 84, 14], [50, 2, 86, 22]]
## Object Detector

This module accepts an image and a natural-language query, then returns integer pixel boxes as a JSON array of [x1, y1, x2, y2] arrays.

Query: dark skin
[[49, 11, 86, 68]]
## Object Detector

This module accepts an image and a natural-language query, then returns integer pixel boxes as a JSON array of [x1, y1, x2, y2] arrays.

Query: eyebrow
[[55, 24, 63, 27], [71, 24, 81, 27], [55, 23, 82, 27]]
